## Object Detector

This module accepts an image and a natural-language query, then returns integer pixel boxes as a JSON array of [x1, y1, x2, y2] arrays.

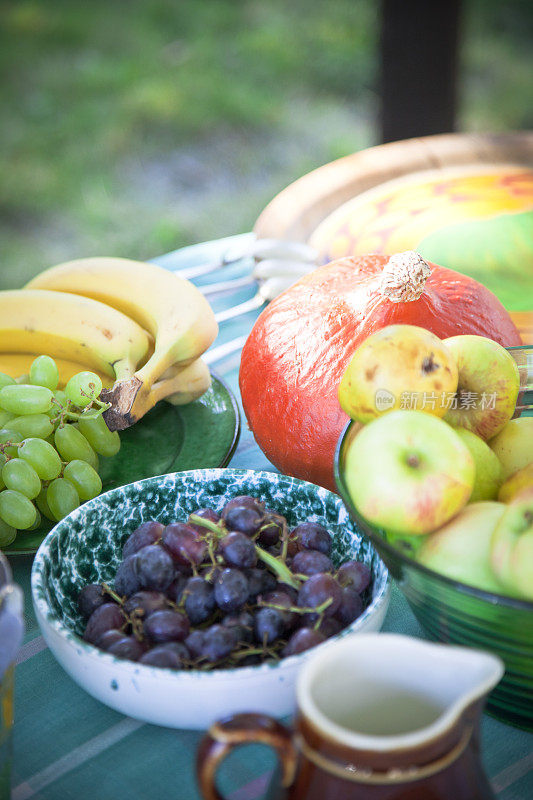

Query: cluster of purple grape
[[78, 495, 372, 670]]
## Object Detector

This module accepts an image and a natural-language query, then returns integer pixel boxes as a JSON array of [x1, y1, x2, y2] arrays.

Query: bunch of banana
[[21, 257, 218, 429], [0, 290, 151, 381]]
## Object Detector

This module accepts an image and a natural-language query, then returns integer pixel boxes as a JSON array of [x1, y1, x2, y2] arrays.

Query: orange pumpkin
[[239, 252, 522, 492]]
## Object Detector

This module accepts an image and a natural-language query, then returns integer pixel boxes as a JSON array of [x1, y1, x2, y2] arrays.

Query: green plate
[[5, 372, 240, 556]]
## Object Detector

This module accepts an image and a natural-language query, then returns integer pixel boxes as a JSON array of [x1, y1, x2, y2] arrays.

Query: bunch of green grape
[[0, 356, 120, 548]]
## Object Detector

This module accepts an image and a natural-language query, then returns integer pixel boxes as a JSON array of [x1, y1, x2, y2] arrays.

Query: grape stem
[[258, 597, 333, 616], [255, 546, 301, 589]]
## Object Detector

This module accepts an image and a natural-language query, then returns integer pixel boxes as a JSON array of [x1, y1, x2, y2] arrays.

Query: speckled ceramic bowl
[[32, 468, 390, 730]]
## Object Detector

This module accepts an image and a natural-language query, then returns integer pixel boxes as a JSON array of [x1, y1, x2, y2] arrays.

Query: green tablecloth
[[8, 235, 533, 800]]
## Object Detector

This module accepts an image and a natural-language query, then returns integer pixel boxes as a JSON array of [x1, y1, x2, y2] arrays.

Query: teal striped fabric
[[8, 236, 533, 800]]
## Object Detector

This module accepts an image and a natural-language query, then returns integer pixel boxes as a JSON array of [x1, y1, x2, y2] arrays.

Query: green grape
[[63, 460, 102, 501], [18, 438, 62, 480], [47, 478, 79, 522], [2, 458, 41, 499], [54, 424, 98, 469], [78, 411, 120, 457], [0, 429, 23, 458], [0, 373, 16, 390], [29, 355, 59, 391], [47, 389, 68, 421], [0, 489, 37, 529], [36, 486, 55, 522], [0, 517, 16, 547], [15, 374, 30, 385], [27, 507, 42, 530], [8, 413, 54, 440], [0, 384, 53, 415], [65, 371, 103, 408], [0, 410, 14, 428]]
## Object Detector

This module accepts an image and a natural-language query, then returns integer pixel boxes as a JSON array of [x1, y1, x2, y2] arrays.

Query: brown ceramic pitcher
[[197, 633, 504, 800]]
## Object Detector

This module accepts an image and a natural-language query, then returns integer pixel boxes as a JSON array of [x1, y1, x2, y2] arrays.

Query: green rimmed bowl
[[31, 468, 390, 730], [334, 345, 533, 731]]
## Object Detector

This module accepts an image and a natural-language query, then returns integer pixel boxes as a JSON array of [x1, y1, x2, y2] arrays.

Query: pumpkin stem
[[379, 251, 431, 303]]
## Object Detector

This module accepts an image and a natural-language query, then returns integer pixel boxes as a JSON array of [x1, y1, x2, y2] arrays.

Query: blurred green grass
[[0, 0, 531, 287]]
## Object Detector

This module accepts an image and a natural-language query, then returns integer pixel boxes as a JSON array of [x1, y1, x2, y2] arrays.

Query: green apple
[[443, 335, 520, 441], [454, 428, 502, 502], [490, 487, 533, 600], [343, 409, 474, 536], [490, 417, 533, 480], [499, 463, 533, 503], [338, 324, 458, 423], [417, 502, 506, 593]]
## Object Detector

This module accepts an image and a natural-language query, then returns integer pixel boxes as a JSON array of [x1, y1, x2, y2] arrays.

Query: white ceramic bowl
[[32, 468, 390, 729]]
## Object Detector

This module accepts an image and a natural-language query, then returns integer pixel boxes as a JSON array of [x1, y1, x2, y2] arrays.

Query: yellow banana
[[0, 290, 151, 381], [160, 359, 211, 406], [26, 257, 218, 384], [0, 353, 113, 388], [102, 359, 211, 429]]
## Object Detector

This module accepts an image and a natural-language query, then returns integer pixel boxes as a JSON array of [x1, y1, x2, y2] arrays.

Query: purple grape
[[134, 545, 174, 592], [140, 641, 190, 668], [282, 628, 326, 657], [78, 584, 107, 619], [124, 591, 169, 619], [158, 641, 190, 660], [182, 577, 216, 625], [297, 573, 342, 617], [84, 603, 126, 644], [95, 629, 124, 650], [214, 568, 249, 613], [291, 550, 333, 577], [200, 625, 237, 662], [337, 561, 371, 594], [222, 611, 254, 644], [221, 495, 264, 516], [257, 512, 284, 547], [254, 607, 284, 645], [114, 554, 142, 597], [245, 567, 277, 600], [143, 610, 190, 643], [162, 523, 207, 566], [291, 522, 331, 555], [166, 575, 188, 604], [315, 616, 343, 638], [261, 590, 298, 630], [139, 648, 182, 668], [335, 587, 363, 626], [185, 629, 206, 659], [123, 521, 164, 559], [222, 506, 263, 537], [219, 531, 257, 569], [187, 507, 220, 534], [276, 583, 298, 606], [107, 635, 146, 661]]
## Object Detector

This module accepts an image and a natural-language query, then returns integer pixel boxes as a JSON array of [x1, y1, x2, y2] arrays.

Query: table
[[8, 235, 533, 800]]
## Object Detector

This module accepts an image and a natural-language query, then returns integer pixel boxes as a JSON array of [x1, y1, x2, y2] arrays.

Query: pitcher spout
[[297, 633, 504, 754]]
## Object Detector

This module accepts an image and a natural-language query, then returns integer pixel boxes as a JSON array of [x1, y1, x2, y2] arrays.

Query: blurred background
[[1, 0, 532, 288]]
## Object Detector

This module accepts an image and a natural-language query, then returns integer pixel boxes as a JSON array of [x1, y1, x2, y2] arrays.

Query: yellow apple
[[498, 463, 533, 503], [417, 502, 506, 593], [443, 335, 519, 441], [454, 428, 502, 502], [343, 410, 474, 536], [338, 324, 458, 424], [490, 417, 533, 480], [490, 487, 533, 601]]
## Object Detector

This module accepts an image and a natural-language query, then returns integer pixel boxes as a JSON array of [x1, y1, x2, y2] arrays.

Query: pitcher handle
[[196, 712, 298, 800]]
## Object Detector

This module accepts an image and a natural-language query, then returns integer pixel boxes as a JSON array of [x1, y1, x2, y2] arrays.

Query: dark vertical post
[[379, 0, 461, 143]]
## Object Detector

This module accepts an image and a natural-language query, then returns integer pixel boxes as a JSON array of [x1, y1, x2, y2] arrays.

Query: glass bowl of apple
[[334, 325, 533, 731]]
